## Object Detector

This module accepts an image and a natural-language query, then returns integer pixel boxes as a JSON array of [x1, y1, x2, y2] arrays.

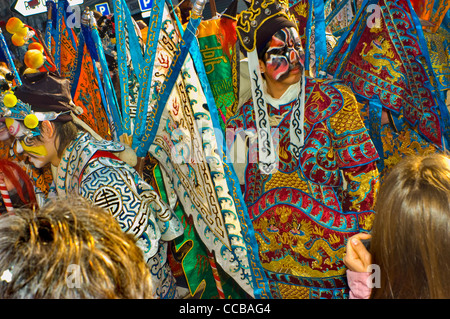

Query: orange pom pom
[[28, 42, 44, 52], [24, 49, 45, 69], [11, 34, 25, 47], [6, 17, 24, 34]]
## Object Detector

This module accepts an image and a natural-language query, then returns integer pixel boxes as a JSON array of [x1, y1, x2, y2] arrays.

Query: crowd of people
[[0, 0, 448, 300]]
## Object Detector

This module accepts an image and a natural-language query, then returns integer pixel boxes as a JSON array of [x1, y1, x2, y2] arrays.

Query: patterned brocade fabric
[[325, 0, 450, 152], [227, 78, 379, 298], [55, 132, 184, 299]]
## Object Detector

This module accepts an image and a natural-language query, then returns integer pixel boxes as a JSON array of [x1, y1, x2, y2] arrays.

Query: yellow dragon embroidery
[[360, 37, 403, 84], [255, 209, 347, 278]]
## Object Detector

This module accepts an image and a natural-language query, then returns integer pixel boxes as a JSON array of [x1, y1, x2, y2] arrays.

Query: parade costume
[[0, 2, 271, 299], [229, 0, 380, 298], [2, 2, 271, 299], [228, 77, 379, 298], [137, 2, 271, 298], [55, 131, 183, 298], [0, 64, 54, 207]]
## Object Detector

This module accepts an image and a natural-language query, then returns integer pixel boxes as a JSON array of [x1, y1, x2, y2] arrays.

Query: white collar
[[263, 80, 301, 110]]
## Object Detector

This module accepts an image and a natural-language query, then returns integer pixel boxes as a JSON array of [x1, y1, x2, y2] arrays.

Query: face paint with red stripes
[[264, 27, 305, 82]]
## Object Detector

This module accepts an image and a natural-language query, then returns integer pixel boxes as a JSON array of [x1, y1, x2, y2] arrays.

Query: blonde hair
[[0, 197, 153, 298], [370, 153, 450, 299]]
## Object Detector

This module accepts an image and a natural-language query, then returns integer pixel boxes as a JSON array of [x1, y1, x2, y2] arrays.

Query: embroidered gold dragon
[[360, 37, 403, 84]]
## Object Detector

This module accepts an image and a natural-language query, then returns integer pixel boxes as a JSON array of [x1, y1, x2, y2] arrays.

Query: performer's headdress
[[236, 0, 306, 170], [0, 71, 132, 164], [237, 0, 297, 55], [0, 72, 83, 139]]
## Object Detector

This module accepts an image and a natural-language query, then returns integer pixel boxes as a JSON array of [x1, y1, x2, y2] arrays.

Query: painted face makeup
[[5, 118, 50, 168], [18, 139, 49, 169], [5, 118, 25, 138], [19, 139, 48, 157], [0, 121, 10, 141], [264, 27, 305, 82]]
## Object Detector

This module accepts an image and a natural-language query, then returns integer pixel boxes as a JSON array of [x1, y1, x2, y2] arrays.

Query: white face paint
[[4, 118, 50, 168], [6, 119, 23, 137], [26, 154, 48, 168]]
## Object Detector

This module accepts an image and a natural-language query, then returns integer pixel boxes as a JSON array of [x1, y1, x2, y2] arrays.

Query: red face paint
[[264, 27, 305, 82]]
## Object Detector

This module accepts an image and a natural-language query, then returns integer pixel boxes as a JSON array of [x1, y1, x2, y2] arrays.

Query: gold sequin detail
[[264, 169, 310, 193], [261, 253, 346, 278], [380, 125, 437, 178], [359, 212, 375, 232], [256, 216, 347, 278], [277, 283, 310, 299], [329, 84, 366, 135]]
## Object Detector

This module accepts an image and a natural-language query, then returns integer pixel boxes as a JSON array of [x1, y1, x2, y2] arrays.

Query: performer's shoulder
[[307, 76, 349, 90], [307, 77, 356, 103]]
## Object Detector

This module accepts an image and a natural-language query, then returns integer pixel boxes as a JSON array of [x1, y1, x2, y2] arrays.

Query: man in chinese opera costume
[[227, 0, 380, 298], [0, 72, 183, 299]]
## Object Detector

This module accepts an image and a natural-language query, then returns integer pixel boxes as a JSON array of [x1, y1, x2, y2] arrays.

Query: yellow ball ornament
[[11, 33, 25, 47], [24, 114, 39, 129], [3, 93, 17, 108], [15, 26, 29, 37], [28, 42, 44, 52], [23, 68, 39, 75], [24, 49, 45, 69], [6, 17, 24, 34]]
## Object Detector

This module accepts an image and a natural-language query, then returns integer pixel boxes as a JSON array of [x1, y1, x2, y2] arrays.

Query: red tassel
[[218, 17, 237, 60]]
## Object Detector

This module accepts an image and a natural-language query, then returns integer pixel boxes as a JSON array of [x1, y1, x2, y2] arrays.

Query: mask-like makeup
[[17, 137, 48, 168], [19, 140, 48, 157], [264, 27, 305, 81], [5, 118, 24, 137], [0, 122, 10, 141], [5, 119, 49, 168]]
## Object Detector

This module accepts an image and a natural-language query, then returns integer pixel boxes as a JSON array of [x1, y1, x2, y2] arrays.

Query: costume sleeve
[[329, 84, 380, 230], [79, 157, 184, 258]]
